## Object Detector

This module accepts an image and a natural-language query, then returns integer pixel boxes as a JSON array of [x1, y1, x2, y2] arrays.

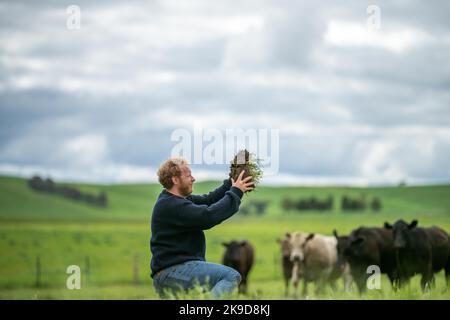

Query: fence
[[0, 252, 150, 289]]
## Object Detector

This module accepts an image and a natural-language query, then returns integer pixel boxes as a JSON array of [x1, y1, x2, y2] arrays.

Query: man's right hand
[[231, 170, 254, 193]]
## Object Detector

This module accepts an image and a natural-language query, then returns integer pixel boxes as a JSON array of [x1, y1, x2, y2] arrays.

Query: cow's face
[[344, 235, 366, 259], [277, 234, 292, 259], [222, 241, 246, 265], [289, 232, 314, 263], [334, 230, 351, 270], [384, 220, 417, 249]]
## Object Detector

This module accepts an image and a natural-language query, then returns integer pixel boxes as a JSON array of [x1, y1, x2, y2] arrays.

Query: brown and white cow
[[288, 231, 351, 296]]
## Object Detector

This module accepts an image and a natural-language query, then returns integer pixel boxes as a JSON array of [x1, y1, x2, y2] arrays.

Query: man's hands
[[231, 170, 254, 193]]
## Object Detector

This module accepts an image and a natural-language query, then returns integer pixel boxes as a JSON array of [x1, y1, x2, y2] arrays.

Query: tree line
[[281, 195, 381, 212], [28, 176, 108, 207]]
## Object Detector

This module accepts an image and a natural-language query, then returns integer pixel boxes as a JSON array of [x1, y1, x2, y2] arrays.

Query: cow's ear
[[222, 242, 229, 247], [285, 232, 291, 239], [333, 229, 338, 239], [384, 222, 393, 229], [239, 240, 248, 246], [409, 220, 418, 229], [352, 236, 365, 246], [306, 233, 315, 242]]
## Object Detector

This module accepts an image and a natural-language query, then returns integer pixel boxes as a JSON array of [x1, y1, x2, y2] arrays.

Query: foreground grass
[[1, 278, 448, 300], [1, 216, 449, 299]]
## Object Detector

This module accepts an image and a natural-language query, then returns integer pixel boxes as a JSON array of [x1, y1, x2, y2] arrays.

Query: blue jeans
[[152, 261, 241, 299]]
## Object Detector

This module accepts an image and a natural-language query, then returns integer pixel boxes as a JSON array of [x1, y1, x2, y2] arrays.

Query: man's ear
[[409, 220, 418, 229], [171, 176, 179, 186], [384, 222, 393, 229]]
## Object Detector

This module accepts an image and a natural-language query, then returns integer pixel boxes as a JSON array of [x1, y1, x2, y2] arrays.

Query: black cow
[[333, 229, 351, 273], [277, 234, 293, 296], [332, 229, 354, 292], [222, 240, 254, 294], [384, 219, 450, 291], [342, 227, 398, 293]]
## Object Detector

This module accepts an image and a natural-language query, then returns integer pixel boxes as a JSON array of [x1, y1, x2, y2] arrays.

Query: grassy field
[[0, 176, 449, 299]]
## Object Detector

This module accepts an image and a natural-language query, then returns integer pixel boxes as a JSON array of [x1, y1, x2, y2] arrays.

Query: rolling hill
[[1, 175, 450, 222]]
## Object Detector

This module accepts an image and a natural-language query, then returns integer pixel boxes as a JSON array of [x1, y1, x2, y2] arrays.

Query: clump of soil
[[229, 149, 263, 193]]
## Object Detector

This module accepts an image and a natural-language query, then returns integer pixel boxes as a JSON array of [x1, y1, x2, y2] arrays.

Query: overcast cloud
[[1, 0, 449, 185]]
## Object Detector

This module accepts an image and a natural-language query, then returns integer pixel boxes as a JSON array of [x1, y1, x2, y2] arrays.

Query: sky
[[1, 0, 450, 186]]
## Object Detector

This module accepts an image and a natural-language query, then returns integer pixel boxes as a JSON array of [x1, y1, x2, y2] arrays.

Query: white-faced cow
[[288, 231, 349, 296], [384, 219, 450, 291], [222, 240, 254, 294]]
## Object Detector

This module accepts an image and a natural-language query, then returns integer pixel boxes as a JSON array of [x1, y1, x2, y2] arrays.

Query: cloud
[[1, 1, 450, 185], [60, 134, 108, 167], [0, 162, 158, 184], [324, 21, 428, 54]]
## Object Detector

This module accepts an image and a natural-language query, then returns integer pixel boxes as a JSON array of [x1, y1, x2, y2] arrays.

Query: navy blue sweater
[[150, 179, 243, 277]]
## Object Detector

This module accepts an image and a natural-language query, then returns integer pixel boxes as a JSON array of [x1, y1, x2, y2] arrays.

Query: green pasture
[[0, 176, 449, 299]]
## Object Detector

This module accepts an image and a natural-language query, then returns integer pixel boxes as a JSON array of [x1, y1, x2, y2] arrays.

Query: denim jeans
[[152, 260, 241, 299]]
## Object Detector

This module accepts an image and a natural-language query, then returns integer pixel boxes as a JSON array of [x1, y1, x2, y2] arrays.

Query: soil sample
[[229, 149, 263, 193]]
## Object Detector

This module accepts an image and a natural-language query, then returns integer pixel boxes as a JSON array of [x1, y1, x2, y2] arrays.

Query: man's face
[[175, 165, 195, 197]]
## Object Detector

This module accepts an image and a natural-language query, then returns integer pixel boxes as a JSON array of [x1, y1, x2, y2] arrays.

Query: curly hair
[[157, 157, 189, 189]]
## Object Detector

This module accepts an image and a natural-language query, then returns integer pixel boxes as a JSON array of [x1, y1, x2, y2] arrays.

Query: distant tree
[[97, 192, 108, 207], [46, 178, 56, 193], [28, 176, 44, 191], [281, 198, 295, 211], [239, 206, 250, 215], [253, 201, 268, 215], [371, 197, 382, 212], [327, 195, 333, 210], [27, 176, 109, 208], [341, 195, 366, 212]]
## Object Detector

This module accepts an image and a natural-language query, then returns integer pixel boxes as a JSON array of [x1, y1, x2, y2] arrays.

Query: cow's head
[[222, 240, 247, 264], [384, 219, 418, 249], [333, 229, 351, 270], [289, 232, 314, 263], [343, 234, 367, 259], [277, 232, 292, 259]]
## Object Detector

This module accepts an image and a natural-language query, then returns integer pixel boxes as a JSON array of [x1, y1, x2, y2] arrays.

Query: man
[[150, 157, 253, 299]]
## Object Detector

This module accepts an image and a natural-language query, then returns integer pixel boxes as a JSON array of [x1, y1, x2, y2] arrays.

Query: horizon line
[[2, 173, 450, 188]]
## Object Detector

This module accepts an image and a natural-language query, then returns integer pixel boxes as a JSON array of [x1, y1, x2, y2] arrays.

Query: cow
[[332, 230, 353, 291], [384, 219, 450, 291], [277, 233, 293, 296], [222, 240, 254, 294], [333, 229, 351, 272], [288, 231, 344, 296], [342, 226, 398, 293]]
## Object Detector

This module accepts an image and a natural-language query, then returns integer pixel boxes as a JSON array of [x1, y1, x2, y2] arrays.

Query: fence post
[[85, 256, 90, 286], [133, 253, 140, 284], [35, 255, 41, 288], [273, 253, 277, 278]]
